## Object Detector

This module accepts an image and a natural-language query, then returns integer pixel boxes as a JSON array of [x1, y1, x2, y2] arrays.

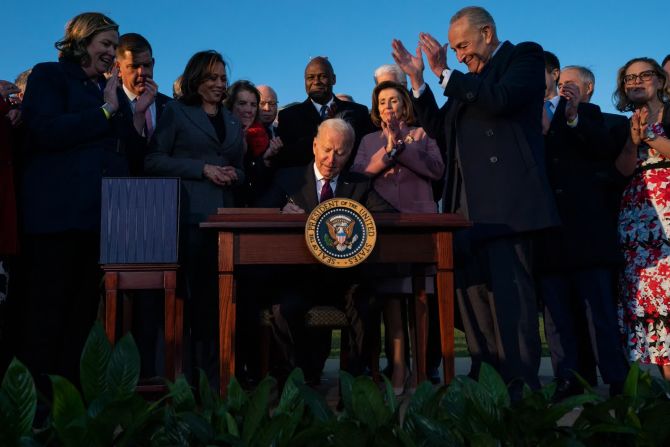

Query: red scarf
[[245, 121, 270, 157]]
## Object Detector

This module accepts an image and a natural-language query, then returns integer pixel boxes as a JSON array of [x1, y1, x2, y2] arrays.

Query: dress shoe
[[552, 378, 582, 402]]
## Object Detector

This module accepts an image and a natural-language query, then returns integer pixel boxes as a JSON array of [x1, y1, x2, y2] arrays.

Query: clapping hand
[[391, 39, 425, 90], [103, 66, 120, 114], [418, 32, 449, 78], [630, 108, 645, 146], [560, 82, 580, 122]]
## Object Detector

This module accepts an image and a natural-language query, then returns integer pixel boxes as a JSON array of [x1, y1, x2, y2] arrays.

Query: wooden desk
[[201, 212, 469, 396]]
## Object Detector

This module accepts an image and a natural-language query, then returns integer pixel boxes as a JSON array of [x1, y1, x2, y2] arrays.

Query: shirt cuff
[[566, 114, 579, 128], [440, 69, 452, 88], [412, 84, 426, 98]]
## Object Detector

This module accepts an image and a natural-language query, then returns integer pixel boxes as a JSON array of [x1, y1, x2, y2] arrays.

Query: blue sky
[[3, 0, 666, 114]]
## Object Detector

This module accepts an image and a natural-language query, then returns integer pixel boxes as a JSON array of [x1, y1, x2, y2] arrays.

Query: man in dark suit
[[392, 6, 559, 394], [273, 57, 373, 169], [115, 33, 171, 176], [114, 33, 172, 377], [259, 118, 393, 384], [537, 63, 629, 398]]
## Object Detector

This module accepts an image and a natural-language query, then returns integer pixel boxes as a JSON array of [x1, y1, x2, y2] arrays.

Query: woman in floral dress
[[615, 57, 670, 380]]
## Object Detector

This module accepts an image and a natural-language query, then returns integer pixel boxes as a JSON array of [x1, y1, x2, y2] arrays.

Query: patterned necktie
[[144, 106, 154, 139], [544, 100, 554, 122], [320, 179, 334, 202], [319, 104, 329, 121]]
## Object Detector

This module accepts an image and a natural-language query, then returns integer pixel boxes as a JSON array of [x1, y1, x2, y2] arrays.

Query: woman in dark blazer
[[145, 50, 244, 381], [19, 12, 126, 391]]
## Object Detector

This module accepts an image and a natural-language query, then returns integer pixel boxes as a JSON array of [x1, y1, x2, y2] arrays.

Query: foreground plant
[[2, 323, 670, 446]]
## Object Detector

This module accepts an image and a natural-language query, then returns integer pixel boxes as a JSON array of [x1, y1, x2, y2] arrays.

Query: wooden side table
[[102, 264, 183, 383]]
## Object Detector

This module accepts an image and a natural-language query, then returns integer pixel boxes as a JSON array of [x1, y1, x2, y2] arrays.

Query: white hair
[[317, 118, 355, 150], [374, 64, 407, 87]]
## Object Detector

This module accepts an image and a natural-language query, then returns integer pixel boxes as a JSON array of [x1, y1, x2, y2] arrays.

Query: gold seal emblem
[[305, 198, 377, 268]]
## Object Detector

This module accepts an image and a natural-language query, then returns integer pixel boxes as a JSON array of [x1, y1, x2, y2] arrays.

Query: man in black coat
[[114, 33, 172, 377], [537, 64, 629, 398], [115, 33, 171, 176], [259, 118, 393, 383], [392, 6, 559, 393], [273, 57, 373, 169]]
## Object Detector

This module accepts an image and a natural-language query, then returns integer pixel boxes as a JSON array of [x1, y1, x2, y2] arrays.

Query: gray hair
[[562, 65, 595, 86], [317, 118, 355, 150], [374, 64, 407, 87], [450, 6, 496, 32], [562, 65, 595, 99]]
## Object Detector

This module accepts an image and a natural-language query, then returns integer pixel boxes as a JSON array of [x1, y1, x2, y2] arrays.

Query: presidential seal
[[305, 198, 377, 268]]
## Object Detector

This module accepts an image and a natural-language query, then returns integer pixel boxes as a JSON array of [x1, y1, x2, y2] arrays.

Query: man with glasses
[[537, 63, 629, 399]]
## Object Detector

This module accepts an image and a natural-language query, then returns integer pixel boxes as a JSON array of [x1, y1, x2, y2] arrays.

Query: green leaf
[[351, 375, 390, 430], [167, 375, 196, 412], [623, 362, 640, 398], [226, 377, 247, 414], [338, 370, 354, 415], [411, 414, 460, 447], [105, 333, 140, 399], [298, 383, 334, 422], [251, 413, 289, 447], [179, 411, 214, 443], [1, 358, 36, 438], [224, 410, 240, 437], [198, 368, 217, 417], [50, 375, 87, 444], [478, 362, 509, 407], [382, 375, 399, 415], [79, 321, 112, 404], [242, 376, 274, 444], [276, 368, 305, 415]]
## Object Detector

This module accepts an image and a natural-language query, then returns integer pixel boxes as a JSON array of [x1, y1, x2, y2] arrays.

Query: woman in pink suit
[[352, 80, 444, 394]]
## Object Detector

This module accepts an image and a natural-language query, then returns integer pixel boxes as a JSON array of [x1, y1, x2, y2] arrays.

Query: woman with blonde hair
[[20, 12, 129, 392]]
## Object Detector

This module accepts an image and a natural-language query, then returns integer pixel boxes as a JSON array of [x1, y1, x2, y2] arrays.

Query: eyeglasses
[[259, 101, 278, 107], [623, 70, 657, 85]]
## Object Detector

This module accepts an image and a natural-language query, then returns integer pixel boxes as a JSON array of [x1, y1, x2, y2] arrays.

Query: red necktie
[[320, 179, 333, 202]]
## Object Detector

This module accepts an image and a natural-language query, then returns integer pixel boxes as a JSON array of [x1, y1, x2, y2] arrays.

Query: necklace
[[205, 106, 219, 117]]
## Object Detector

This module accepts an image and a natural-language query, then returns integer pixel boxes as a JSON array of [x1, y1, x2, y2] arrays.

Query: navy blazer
[[145, 101, 245, 224], [413, 41, 559, 237], [257, 164, 395, 213], [536, 100, 622, 271], [21, 61, 132, 233], [275, 96, 374, 169], [115, 89, 172, 175]]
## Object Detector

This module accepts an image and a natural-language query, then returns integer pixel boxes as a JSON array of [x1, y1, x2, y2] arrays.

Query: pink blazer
[[351, 126, 444, 213]]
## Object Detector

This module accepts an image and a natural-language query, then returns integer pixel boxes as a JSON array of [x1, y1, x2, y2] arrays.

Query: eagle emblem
[[325, 214, 358, 252]]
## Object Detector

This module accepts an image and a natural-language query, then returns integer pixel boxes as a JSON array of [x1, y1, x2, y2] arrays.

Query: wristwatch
[[644, 127, 657, 142]]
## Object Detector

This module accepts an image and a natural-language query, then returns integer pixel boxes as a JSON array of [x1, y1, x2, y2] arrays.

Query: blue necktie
[[320, 104, 329, 121], [544, 100, 554, 122]]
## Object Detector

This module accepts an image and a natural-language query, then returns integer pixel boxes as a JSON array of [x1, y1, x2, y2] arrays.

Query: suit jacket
[[275, 96, 374, 169], [412, 41, 559, 237], [257, 164, 395, 213], [536, 99, 622, 271], [351, 127, 444, 213], [144, 101, 245, 224], [115, 89, 172, 175], [20, 61, 132, 233]]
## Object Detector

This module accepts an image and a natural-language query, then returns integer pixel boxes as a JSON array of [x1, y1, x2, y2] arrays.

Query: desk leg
[[104, 272, 118, 344], [436, 232, 455, 384], [218, 232, 235, 397], [164, 271, 176, 382], [411, 275, 428, 384]]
